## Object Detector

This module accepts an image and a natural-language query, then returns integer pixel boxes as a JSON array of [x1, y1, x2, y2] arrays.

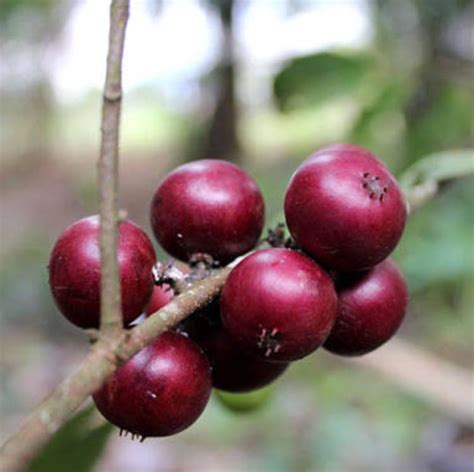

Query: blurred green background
[[1, 1, 473, 471]]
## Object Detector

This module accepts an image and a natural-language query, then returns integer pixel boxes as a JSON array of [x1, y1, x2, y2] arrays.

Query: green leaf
[[349, 81, 410, 163], [273, 52, 376, 112], [351, 82, 408, 137], [405, 85, 474, 164], [400, 149, 474, 209], [27, 406, 113, 472], [400, 149, 474, 188], [394, 178, 474, 291]]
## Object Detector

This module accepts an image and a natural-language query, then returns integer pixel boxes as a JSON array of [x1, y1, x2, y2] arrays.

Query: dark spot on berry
[[257, 327, 282, 358], [362, 173, 388, 201]]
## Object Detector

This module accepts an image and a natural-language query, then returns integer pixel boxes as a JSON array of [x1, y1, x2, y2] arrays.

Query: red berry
[[284, 144, 406, 272], [150, 159, 264, 265], [206, 328, 289, 392], [324, 259, 408, 356], [48, 216, 156, 329], [221, 248, 337, 362], [144, 284, 173, 317], [181, 300, 289, 392], [93, 331, 212, 438]]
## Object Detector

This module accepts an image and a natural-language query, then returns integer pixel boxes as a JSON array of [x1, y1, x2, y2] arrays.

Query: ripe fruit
[[181, 300, 289, 392], [150, 159, 264, 265], [221, 248, 338, 362], [93, 331, 212, 438], [49, 215, 156, 329], [205, 328, 289, 392], [324, 259, 408, 356], [145, 285, 173, 317], [284, 144, 406, 272]]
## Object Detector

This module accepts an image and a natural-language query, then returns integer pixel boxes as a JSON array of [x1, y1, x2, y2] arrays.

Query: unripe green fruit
[[214, 385, 274, 413]]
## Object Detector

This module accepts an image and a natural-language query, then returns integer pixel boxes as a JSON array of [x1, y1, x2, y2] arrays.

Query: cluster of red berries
[[48, 144, 408, 439]]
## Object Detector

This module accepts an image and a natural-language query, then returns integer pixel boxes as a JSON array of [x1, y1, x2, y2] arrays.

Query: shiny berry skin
[[221, 248, 338, 362], [150, 159, 264, 265], [93, 331, 212, 438], [284, 144, 407, 272], [181, 300, 289, 392], [145, 284, 173, 317], [324, 259, 408, 356], [48, 216, 156, 329]]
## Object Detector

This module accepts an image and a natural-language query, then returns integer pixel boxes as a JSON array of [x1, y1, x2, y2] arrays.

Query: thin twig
[[99, 0, 129, 333], [335, 339, 474, 425], [0, 1, 130, 470]]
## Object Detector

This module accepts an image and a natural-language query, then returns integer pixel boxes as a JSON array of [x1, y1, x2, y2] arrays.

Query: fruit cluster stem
[[98, 0, 128, 334]]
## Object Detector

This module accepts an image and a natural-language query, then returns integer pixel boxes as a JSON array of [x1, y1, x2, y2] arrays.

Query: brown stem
[[99, 0, 129, 333], [337, 339, 474, 425], [0, 1, 131, 470], [0, 268, 231, 472]]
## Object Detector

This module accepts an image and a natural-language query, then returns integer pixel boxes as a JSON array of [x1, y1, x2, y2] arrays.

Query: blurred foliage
[[395, 178, 474, 293], [26, 407, 112, 472], [0, 0, 69, 40], [272, 0, 474, 168], [404, 85, 474, 166], [400, 149, 474, 188], [0, 0, 72, 159], [349, 81, 408, 149], [273, 53, 473, 167], [0, 238, 54, 326], [274, 52, 376, 112], [0, 0, 57, 24]]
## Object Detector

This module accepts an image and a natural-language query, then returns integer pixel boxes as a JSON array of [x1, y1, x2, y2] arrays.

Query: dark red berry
[[221, 248, 337, 362], [207, 328, 289, 392], [324, 259, 408, 356], [145, 284, 173, 317], [48, 215, 156, 329], [150, 159, 264, 265], [93, 331, 212, 438], [284, 144, 407, 272], [181, 300, 289, 392], [177, 299, 222, 340]]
